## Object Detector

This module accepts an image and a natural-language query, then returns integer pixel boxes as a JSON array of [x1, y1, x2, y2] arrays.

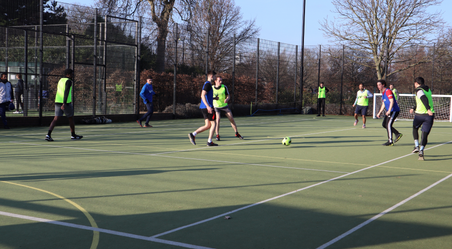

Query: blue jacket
[[140, 83, 155, 104], [199, 81, 213, 109]]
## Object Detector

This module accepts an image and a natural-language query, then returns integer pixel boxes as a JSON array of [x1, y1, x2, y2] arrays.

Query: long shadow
[[1, 193, 452, 249], [0, 167, 218, 182]]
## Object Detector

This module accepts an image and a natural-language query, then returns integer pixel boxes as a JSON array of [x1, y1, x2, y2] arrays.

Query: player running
[[352, 83, 373, 128], [376, 80, 403, 146], [212, 76, 243, 141], [410, 77, 435, 160], [188, 71, 218, 146]]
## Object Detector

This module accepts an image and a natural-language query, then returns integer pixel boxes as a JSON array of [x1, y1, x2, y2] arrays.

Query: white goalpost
[[373, 93, 452, 122]]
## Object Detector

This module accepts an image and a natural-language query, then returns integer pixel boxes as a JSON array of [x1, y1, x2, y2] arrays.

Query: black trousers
[[382, 111, 400, 142], [317, 98, 325, 116]]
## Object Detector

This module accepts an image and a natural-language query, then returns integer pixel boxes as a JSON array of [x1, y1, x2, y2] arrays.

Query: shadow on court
[[1, 196, 452, 249]]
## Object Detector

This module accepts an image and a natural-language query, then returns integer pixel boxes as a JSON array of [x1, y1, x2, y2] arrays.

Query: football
[[282, 137, 291, 146]]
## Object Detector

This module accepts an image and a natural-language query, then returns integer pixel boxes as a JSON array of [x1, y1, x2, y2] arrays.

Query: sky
[[66, 0, 452, 46]]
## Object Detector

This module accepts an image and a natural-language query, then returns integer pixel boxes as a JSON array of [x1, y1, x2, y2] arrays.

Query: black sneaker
[[412, 146, 420, 153], [188, 133, 196, 145], [395, 133, 403, 143], [207, 141, 218, 146], [45, 135, 54, 142], [382, 141, 393, 146], [71, 134, 83, 140], [235, 133, 244, 139], [418, 150, 424, 161], [216, 135, 220, 141]]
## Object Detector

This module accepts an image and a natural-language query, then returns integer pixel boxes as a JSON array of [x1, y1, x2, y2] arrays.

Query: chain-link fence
[[2, 2, 452, 122], [0, 2, 140, 121]]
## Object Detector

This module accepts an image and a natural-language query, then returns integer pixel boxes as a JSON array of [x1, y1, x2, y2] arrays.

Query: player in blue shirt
[[376, 80, 403, 146], [188, 71, 218, 146], [137, 77, 156, 127]]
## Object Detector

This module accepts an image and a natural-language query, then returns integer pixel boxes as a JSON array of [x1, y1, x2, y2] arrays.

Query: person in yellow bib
[[45, 69, 82, 141], [317, 82, 329, 116], [352, 83, 373, 128], [389, 84, 399, 101], [212, 76, 243, 141], [410, 77, 434, 160]]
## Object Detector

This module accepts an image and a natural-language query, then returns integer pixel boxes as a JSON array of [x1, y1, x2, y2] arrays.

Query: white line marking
[[316, 172, 452, 249], [0, 211, 213, 249], [150, 140, 452, 238]]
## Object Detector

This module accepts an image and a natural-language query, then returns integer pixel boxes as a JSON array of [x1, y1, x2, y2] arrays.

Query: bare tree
[[321, 0, 443, 80], [187, 0, 259, 71]]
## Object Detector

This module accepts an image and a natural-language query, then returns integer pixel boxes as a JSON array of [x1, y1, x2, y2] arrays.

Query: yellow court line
[[1, 181, 99, 249], [379, 166, 452, 174], [205, 150, 369, 166]]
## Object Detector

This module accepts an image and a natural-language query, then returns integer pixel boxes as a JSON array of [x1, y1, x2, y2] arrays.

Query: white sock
[[192, 132, 197, 136], [208, 139, 212, 143]]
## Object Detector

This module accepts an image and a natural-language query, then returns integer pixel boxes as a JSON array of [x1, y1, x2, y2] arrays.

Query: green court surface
[[1, 115, 452, 249]]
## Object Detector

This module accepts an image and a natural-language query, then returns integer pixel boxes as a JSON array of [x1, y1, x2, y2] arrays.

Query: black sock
[[47, 130, 52, 136], [72, 132, 76, 137]]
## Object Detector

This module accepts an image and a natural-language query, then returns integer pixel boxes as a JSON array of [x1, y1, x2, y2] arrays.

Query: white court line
[[0, 211, 213, 249], [150, 140, 452, 239], [317, 172, 452, 249]]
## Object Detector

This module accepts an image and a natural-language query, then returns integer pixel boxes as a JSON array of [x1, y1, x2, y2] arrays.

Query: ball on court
[[282, 137, 291, 146]]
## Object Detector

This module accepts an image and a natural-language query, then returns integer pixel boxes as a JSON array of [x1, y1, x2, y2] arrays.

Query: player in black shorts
[[188, 71, 218, 146], [410, 77, 435, 160]]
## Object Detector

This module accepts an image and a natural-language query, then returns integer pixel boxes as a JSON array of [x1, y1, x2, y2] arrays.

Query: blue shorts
[[354, 105, 368, 116], [413, 114, 434, 133]]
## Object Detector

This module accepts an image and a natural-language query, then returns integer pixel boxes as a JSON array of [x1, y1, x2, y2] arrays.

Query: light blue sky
[[67, 0, 452, 46]]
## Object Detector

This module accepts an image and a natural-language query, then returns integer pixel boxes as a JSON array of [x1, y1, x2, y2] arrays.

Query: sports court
[[1, 114, 452, 249]]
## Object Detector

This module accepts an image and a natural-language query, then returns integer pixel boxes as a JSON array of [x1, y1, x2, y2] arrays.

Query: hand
[[352, 104, 355, 107], [377, 113, 381, 118], [428, 110, 433, 116], [207, 106, 213, 114], [386, 110, 390, 116], [410, 109, 414, 114], [61, 103, 65, 110], [224, 98, 229, 103]]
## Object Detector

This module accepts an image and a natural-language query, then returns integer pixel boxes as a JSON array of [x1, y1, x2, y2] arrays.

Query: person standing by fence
[[317, 82, 329, 116], [0, 73, 14, 129], [137, 77, 156, 128], [14, 73, 25, 114]]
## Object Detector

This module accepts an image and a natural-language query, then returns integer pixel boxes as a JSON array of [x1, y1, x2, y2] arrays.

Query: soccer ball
[[282, 137, 291, 146]]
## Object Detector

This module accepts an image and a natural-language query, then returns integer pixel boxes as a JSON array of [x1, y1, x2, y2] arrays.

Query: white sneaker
[[362, 124, 366, 129]]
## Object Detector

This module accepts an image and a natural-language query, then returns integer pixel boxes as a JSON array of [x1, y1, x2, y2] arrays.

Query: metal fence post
[[294, 45, 298, 105], [255, 38, 259, 103], [24, 30, 28, 116], [173, 23, 178, 118], [38, 0, 43, 125], [232, 34, 236, 108], [340, 45, 344, 115], [93, 8, 98, 117], [135, 16, 141, 117], [276, 42, 280, 104]]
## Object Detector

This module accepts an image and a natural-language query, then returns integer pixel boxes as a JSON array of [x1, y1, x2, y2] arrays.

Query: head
[[359, 83, 364, 91], [319, 82, 324, 87], [207, 70, 216, 81], [389, 84, 395, 90], [16, 73, 22, 80], [376, 79, 387, 92], [213, 75, 222, 86], [414, 77, 424, 88], [64, 69, 73, 78], [1, 73, 7, 83], [146, 77, 153, 84]]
